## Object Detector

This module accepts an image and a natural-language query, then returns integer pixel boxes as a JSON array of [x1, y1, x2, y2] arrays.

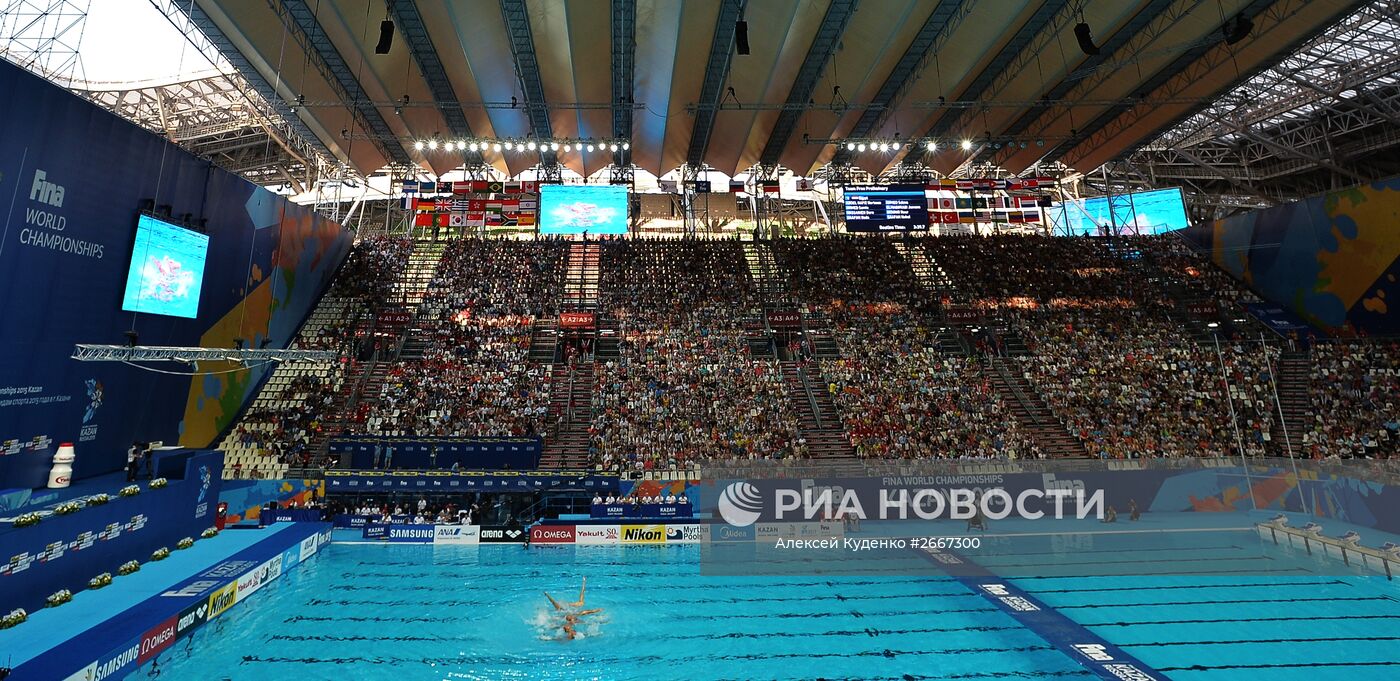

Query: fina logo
[[198, 465, 211, 502], [717, 481, 763, 527], [29, 169, 65, 207]]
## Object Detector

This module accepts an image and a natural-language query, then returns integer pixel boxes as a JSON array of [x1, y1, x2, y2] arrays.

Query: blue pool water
[[148, 536, 1400, 680]]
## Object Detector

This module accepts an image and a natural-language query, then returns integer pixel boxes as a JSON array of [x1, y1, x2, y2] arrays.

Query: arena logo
[[175, 602, 208, 636], [718, 480, 1105, 524]]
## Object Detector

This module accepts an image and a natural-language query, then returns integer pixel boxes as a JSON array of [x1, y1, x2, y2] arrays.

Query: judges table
[[591, 502, 693, 519]]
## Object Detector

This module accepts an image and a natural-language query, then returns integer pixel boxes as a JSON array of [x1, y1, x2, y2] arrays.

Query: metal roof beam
[[499, 0, 552, 139], [611, 0, 636, 165], [687, 0, 747, 166], [921, 0, 1070, 139], [758, 0, 860, 165], [830, 0, 972, 164], [386, 0, 473, 139], [269, 0, 411, 166]]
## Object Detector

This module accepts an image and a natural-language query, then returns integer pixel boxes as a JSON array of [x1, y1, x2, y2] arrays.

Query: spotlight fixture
[[623, 142, 630, 150], [609, 143, 619, 152], [857, 143, 867, 152], [469, 142, 479, 152], [925, 141, 936, 151], [587, 144, 595, 152], [493, 143, 502, 152], [427, 139, 439, 150], [960, 139, 972, 150], [550, 142, 560, 151], [374, 19, 394, 54], [846, 142, 856, 151], [892, 142, 900, 150], [414, 140, 425, 151], [527, 140, 537, 150]]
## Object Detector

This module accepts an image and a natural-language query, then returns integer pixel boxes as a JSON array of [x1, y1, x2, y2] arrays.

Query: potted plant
[[176, 537, 194, 550], [201, 527, 220, 539], [53, 500, 83, 515], [12, 512, 41, 528], [150, 547, 171, 561], [118, 485, 141, 497], [0, 608, 27, 629], [89, 572, 113, 589], [45, 590, 73, 607], [149, 477, 168, 489], [117, 560, 141, 575]]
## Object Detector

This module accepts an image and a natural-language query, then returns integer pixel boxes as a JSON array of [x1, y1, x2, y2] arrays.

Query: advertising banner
[[433, 525, 480, 545], [529, 525, 576, 544], [206, 582, 238, 620], [620, 525, 666, 544], [574, 525, 620, 545], [478, 525, 527, 543], [664, 524, 706, 544]]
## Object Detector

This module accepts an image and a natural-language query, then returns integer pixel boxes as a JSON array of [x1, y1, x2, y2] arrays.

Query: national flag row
[[928, 210, 1043, 224], [928, 196, 1045, 210], [402, 180, 542, 194], [404, 197, 539, 212], [415, 212, 538, 228]]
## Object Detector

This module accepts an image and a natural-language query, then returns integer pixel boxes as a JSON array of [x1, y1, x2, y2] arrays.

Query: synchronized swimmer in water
[[543, 577, 604, 641]]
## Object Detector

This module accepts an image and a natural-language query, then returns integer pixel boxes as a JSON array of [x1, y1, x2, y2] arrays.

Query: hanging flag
[[1025, 211, 1042, 223], [518, 213, 536, 226], [401, 180, 420, 193], [521, 181, 539, 193], [486, 181, 505, 193], [796, 178, 813, 192], [452, 182, 473, 194], [955, 179, 974, 190], [659, 180, 678, 193], [450, 212, 467, 227], [955, 197, 972, 209], [957, 212, 976, 224], [501, 199, 520, 212], [518, 199, 538, 210], [729, 179, 745, 193], [503, 181, 522, 193], [937, 212, 959, 224], [467, 212, 486, 227], [415, 213, 449, 227], [762, 181, 780, 194], [450, 198, 471, 211]]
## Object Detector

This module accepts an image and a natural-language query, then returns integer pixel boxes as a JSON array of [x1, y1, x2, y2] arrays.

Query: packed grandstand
[[219, 232, 1398, 481]]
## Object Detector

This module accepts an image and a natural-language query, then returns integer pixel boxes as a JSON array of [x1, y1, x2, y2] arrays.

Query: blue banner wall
[[0, 450, 222, 614], [0, 58, 352, 490]]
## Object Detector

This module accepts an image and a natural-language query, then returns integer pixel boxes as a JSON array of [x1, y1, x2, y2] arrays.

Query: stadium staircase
[[743, 241, 788, 299], [563, 242, 601, 308], [984, 357, 1088, 458], [936, 328, 970, 355], [528, 321, 560, 363], [540, 363, 593, 469], [802, 310, 842, 359], [780, 361, 855, 459], [1269, 349, 1312, 456], [743, 314, 775, 358], [894, 240, 957, 295]]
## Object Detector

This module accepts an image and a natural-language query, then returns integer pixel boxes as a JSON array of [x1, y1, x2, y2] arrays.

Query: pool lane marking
[[1025, 579, 1348, 594], [911, 546, 1169, 681], [1055, 595, 1386, 609], [1119, 634, 1400, 648], [1078, 613, 1400, 627]]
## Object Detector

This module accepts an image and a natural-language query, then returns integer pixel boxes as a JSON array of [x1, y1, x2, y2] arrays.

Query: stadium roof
[[156, 0, 1365, 180]]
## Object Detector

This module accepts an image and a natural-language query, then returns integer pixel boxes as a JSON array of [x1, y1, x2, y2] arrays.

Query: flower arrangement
[[176, 537, 194, 550], [149, 477, 168, 489], [151, 547, 171, 561], [118, 485, 141, 497], [117, 560, 141, 575], [201, 527, 220, 539], [12, 512, 41, 528], [89, 572, 113, 589], [53, 500, 83, 515], [45, 590, 73, 607], [86, 493, 110, 506], [0, 608, 27, 629]]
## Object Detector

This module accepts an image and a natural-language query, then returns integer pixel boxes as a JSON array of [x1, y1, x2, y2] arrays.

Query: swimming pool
[[145, 534, 1400, 681]]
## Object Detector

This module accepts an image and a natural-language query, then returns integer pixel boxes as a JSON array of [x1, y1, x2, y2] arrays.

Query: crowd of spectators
[[352, 239, 564, 438], [1304, 341, 1399, 457], [589, 238, 805, 470]]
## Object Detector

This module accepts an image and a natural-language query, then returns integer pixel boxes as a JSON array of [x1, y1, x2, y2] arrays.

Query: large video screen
[[540, 184, 629, 235], [1048, 187, 1190, 236], [842, 185, 930, 232], [119, 214, 210, 318]]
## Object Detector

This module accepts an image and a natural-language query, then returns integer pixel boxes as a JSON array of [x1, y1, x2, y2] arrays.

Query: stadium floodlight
[[427, 139, 439, 150], [925, 141, 936, 151], [857, 143, 867, 152], [563, 144, 572, 152], [493, 143, 502, 152], [609, 143, 619, 152], [960, 139, 972, 150], [846, 142, 856, 151], [879, 143, 889, 152], [892, 142, 901, 150], [551, 142, 560, 151], [414, 140, 425, 151], [623, 142, 630, 150], [587, 144, 595, 152], [527, 140, 537, 150], [469, 142, 479, 152]]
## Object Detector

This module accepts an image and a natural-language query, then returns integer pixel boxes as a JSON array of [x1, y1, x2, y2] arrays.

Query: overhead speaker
[[735, 20, 750, 55], [375, 20, 394, 54], [1074, 22, 1100, 56], [1222, 14, 1254, 45]]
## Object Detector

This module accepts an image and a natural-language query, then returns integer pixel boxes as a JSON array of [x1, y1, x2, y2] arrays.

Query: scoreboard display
[[842, 185, 929, 232]]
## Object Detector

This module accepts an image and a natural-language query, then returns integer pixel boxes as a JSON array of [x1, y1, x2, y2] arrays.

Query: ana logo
[[1073, 644, 1114, 662], [29, 169, 65, 207], [82, 379, 103, 424], [717, 481, 763, 527]]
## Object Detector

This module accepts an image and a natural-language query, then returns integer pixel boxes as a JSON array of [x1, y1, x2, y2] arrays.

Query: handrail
[[989, 357, 1042, 427], [797, 365, 825, 429]]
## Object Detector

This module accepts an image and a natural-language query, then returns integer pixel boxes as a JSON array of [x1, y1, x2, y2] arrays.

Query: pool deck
[[1, 522, 326, 680]]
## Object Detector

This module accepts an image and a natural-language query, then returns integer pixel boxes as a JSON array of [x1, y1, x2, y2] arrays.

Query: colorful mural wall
[[1184, 175, 1400, 335]]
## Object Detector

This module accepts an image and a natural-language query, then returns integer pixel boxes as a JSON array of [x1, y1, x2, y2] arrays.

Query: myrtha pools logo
[[717, 482, 764, 527]]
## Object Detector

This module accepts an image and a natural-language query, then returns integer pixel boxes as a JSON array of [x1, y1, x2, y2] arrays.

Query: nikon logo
[[622, 527, 663, 541]]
